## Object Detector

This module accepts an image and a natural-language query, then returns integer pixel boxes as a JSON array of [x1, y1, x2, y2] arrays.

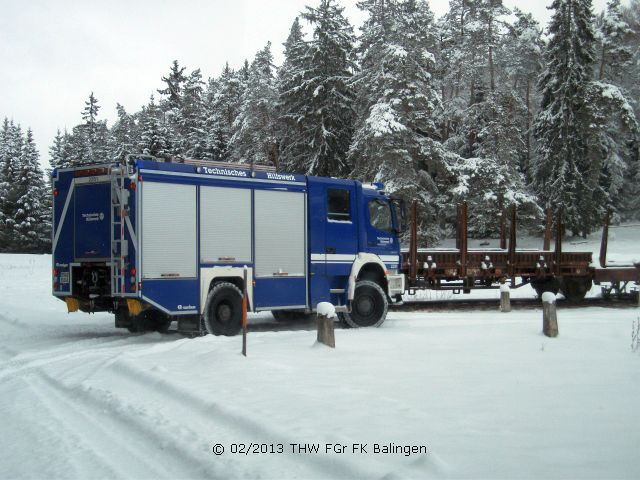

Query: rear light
[[138, 175, 143, 182], [53, 282, 58, 289], [129, 182, 136, 190], [53, 268, 59, 276], [53, 189, 59, 196], [130, 267, 136, 276], [74, 167, 109, 177], [130, 283, 136, 292]]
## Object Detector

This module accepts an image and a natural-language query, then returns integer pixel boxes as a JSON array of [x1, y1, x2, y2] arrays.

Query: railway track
[[392, 295, 639, 312]]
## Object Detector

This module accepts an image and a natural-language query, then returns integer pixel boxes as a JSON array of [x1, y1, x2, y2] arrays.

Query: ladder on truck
[[110, 166, 129, 296]]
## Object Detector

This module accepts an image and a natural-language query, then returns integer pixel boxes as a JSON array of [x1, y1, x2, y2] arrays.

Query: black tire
[[155, 313, 173, 333], [272, 310, 314, 322], [560, 277, 592, 302], [340, 280, 388, 328], [204, 282, 243, 336], [531, 278, 560, 298], [127, 309, 162, 333]]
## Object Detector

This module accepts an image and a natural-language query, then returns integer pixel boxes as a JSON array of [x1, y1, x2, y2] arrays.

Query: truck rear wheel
[[340, 280, 388, 328], [125, 309, 168, 333], [204, 282, 243, 336]]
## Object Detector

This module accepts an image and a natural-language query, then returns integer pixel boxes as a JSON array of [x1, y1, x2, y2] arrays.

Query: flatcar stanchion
[[242, 266, 248, 356]]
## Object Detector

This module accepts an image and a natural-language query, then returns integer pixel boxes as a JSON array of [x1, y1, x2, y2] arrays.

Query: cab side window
[[327, 189, 351, 221], [368, 199, 392, 232]]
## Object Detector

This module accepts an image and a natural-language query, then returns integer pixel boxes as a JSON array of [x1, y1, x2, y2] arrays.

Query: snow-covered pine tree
[[107, 104, 136, 162], [0, 118, 10, 249], [276, 17, 309, 171], [66, 124, 90, 167], [499, 9, 544, 180], [209, 63, 244, 160], [0, 121, 24, 251], [594, 1, 639, 221], [158, 60, 187, 112], [349, 0, 450, 242], [535, 0, 639, 234], [81, 92, 109, 164], [439, 1, 540, 237], [447, 92, 540, 238], [137, 95, 171, 157], [180, 69, 207, 159], [48, 129, 71, 174], [13, 129, 50, 253], [157, 60, 188, 156], [201, 77, 227, 161], [533, 0, 602, 237], [229, 43, 279, 168], [621, 0, 640, 119], [298, 0, 356, 176], [0, 118, 9, 184], [582, 81, 638, 220], [597, 0, 634, 84]]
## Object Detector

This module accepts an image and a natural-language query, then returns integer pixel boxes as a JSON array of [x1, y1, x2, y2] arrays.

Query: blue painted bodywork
[[74, 183, 111, 260]]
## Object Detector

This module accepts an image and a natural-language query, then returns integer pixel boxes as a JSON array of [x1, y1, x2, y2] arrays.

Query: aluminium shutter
[[254, 190, 306, 277], [200, 186, 252, 263], [141, 182, 197, 279]]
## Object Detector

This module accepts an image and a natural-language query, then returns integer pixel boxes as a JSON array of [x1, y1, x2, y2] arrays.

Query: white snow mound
[[316, 302, 336, 318]]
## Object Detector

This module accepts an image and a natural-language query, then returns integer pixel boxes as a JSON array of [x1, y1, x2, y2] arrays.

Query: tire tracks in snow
[[100, 358, 389, 479], [20, 370, 223, 479], [0, 334, 176, 383]]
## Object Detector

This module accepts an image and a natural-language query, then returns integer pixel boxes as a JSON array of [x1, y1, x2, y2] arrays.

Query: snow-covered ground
[[1, 229, 639, 479]]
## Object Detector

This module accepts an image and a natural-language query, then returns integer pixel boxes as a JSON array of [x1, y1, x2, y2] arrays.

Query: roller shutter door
[[141, 182, 197, 279], [200, 186, 252, 264], [254, 190, 306, 278]]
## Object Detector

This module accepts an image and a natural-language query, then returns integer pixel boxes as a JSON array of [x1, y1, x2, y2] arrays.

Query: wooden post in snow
[[316, 302, 336, 348], [542, 292, 558, 338], [500, 282, 511, 313]]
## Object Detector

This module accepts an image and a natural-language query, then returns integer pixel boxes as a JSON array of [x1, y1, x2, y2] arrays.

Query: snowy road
[[1, 254, 639, 479]]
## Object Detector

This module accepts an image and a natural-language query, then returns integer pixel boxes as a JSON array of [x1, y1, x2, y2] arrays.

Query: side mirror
[[391, 198, 407, 234]]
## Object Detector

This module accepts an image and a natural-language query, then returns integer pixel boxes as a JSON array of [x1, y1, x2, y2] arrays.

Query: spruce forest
[[1, 0, 639, 254]]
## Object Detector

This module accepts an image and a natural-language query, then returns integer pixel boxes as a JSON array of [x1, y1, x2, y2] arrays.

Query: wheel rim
[[216, 303, 232, 323], [355, 294, 375, 317]]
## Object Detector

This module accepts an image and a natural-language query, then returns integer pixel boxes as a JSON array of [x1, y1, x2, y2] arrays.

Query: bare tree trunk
[[489, 17, 495, 92], [599, 45, 606, 81]]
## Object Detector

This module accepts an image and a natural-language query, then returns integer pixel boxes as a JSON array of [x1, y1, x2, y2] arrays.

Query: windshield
[[368, 199, 393, 232]]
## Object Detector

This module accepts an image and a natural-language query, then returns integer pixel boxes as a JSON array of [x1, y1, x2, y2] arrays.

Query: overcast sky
[[0, 0, 614, 165]]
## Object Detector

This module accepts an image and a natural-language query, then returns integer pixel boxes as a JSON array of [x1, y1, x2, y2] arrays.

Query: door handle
[[326, 247, 336, 254]]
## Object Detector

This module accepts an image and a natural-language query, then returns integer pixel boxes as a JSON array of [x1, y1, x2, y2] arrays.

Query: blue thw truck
[[51, 156, 406, 335]]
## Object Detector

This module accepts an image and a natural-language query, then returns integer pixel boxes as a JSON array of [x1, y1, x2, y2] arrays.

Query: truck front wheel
[[340, 280, 388, 328], [204, 282, 243, 336]]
